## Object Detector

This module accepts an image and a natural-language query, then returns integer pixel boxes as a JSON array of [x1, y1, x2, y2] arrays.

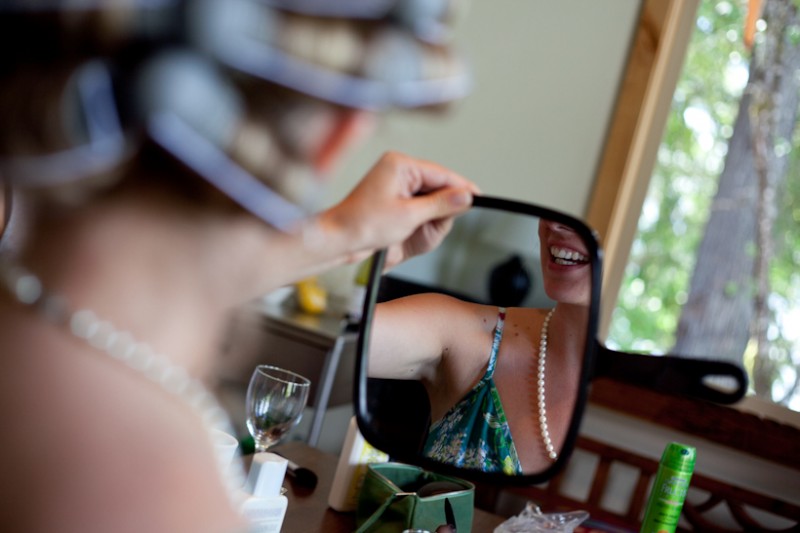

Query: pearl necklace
[[0, 256, 247, 510], [538, 308, 558, 461]]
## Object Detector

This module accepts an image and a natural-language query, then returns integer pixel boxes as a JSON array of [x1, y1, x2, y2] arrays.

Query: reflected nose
[[542, 220, 574, 233]]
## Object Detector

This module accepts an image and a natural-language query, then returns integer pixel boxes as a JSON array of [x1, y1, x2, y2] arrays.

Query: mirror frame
[[353, 195, 603, 485], [593, 344, 748, 404]]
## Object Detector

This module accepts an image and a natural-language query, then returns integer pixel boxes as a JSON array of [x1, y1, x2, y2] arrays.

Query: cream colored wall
[[316, 0, 641, 309], [323, 0, 641, 219]]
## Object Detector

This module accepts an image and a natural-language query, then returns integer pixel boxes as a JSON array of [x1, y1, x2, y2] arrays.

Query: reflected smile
[[550, 246, 589, 266]]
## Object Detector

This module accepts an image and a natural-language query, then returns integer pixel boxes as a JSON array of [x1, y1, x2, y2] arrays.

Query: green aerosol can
[[640, 442, 696, 533]]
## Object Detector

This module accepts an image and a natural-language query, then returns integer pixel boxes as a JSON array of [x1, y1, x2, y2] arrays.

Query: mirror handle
[[592, 343, 748, 404]]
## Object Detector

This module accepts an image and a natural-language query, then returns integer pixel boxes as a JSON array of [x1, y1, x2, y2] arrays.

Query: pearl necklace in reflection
[[0, 257, 246, 510], [538, 308, 558, 461]]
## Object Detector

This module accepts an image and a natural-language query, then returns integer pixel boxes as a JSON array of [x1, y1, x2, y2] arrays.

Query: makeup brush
[[277, 454, 318, 489]]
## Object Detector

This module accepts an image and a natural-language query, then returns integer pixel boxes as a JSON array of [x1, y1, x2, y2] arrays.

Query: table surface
[[251, 298, 349, 341], [271, 441, 507, 532]]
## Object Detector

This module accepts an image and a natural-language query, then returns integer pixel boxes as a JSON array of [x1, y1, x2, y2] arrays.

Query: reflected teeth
[[550, 246, 588, 265]]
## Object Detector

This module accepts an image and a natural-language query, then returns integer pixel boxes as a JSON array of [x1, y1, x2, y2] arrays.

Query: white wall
[[317, 0, 640, 307], [323, 0, 641, 219]]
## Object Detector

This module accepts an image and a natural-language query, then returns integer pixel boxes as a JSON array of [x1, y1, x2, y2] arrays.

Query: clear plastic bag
[[494, 502, 589, 533]]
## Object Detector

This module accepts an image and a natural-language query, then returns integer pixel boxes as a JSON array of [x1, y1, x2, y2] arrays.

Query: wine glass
[[246, 365, 311, 453]]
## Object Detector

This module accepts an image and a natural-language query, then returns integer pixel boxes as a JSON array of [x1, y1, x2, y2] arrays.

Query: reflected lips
[[549, 245, 589, 266]]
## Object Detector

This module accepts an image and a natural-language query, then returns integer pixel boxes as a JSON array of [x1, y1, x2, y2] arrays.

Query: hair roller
[[133, 49, 243, 151], [0, 60, 130, 192]]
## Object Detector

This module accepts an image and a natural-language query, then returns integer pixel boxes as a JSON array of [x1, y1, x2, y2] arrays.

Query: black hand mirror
[[353, 196, 747, 485]]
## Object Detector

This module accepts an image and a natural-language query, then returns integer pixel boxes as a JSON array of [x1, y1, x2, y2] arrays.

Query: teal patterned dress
[[422, 308, 522, 475]]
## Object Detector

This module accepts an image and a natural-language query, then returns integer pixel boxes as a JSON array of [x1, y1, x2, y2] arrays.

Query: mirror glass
[[355, 196, 601, 482]]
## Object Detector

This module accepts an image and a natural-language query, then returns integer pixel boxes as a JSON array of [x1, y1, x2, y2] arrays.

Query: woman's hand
[[320, 151, 480, 268], [250, 152, 479, 293]]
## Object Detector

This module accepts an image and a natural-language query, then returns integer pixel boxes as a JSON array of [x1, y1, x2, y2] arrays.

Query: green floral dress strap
[[422, 307, 522, 475]]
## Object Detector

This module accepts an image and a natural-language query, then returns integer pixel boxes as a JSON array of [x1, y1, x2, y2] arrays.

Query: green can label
[[643, 469, 690, 529], [640, 443, 695, 533], [657, 472, 689, 503]]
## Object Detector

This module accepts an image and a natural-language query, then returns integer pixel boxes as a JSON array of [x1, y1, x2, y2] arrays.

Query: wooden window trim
[[585, 0, 700, 337]]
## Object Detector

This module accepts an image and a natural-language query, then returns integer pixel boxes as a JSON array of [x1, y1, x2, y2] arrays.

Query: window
[[606, 0, 800, 412]]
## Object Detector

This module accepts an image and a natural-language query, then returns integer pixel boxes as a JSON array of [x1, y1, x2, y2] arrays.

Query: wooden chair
[[489, 435, 800, 532], [478, 379, 800, 532], [489, 436, 658, 531]]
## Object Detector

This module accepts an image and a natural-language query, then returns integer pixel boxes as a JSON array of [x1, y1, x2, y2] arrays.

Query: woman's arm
[[367, 293, 492, 384], [238, 152, 479, 295], [316, 151, 479, 272]]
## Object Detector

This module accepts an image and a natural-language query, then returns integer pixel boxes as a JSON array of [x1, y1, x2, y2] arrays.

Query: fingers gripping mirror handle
[[592, 343, 748, 404]]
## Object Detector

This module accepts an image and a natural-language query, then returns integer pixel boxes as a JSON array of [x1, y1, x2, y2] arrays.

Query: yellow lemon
[[295, 278, 327, 314]]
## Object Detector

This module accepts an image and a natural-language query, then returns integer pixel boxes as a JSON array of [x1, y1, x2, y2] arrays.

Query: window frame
[[585, 0, 700, 338]]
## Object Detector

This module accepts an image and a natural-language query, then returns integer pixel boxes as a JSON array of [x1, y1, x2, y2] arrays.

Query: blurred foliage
[[607, 1, 799, 408], [764, 125, 800, 404]]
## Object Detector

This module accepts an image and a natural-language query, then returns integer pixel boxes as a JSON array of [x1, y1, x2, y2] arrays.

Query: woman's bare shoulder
[[0, 333, 244, 532], [385, 291, 496, 315], [501, 306, 550, 333]]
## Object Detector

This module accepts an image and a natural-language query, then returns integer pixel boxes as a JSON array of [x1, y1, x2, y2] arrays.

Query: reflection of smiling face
[[538, 219, 591, 305]]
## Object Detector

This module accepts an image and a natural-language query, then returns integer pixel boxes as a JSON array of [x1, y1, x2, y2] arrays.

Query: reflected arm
[[367, 293, 458, 381]]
